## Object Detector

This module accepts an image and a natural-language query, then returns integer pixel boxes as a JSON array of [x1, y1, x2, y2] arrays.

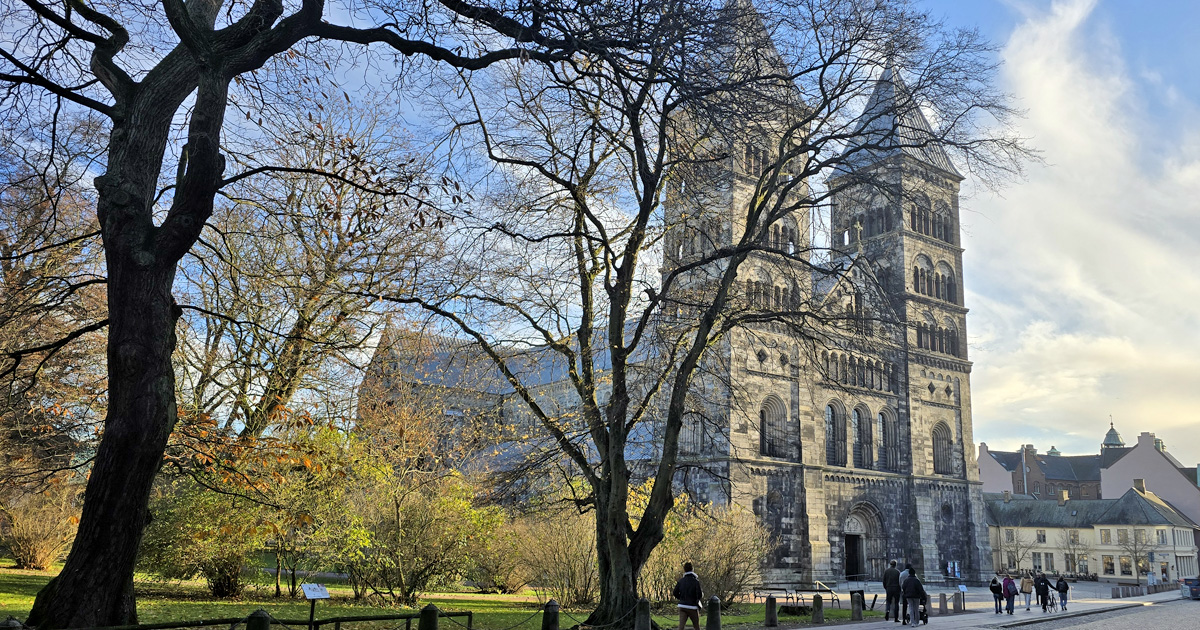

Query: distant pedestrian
[[902, 568, 926, 628], [989, 573, 1004, 614], [1033, 572, 1050, 612], [1055, 576, 1069, 611], [1002, 574, 1018, 615], [673, 562, 703, 630], [883, 560, 902, 623], [1019, 572, 1034, 610]]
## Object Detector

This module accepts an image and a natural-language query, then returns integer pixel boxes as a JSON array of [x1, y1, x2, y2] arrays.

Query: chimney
[[1133, 479, 1146, 493], [1003, 490, 1012, 503], [1058, 490, 1069, 506]]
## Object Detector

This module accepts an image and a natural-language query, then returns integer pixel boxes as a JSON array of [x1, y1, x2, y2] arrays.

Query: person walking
[[1034, 572, 1051, 612], [902, 568, 927, 628], [1019, 572, 1034, 610], [673, 562, 703, 630], [1055, 576, 1069, 611], [989, 573, 1004, 614], [1002, 574, 1018, 615], [883, 560, 902, 623]]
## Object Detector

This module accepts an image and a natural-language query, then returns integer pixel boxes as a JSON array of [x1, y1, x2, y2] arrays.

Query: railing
[[52, 608, 474, 630]]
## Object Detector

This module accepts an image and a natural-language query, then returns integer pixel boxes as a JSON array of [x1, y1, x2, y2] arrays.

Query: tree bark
[[26, 259, 181, 626]]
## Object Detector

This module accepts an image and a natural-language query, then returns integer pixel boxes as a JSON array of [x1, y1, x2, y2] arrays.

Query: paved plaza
[[752, 583, 1196, 630]]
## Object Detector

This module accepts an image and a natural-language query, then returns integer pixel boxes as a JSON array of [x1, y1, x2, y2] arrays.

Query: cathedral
[[367, 63, 993, 586], [659, 64, 991, 585]]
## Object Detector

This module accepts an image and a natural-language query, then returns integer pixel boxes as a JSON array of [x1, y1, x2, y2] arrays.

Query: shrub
[[521, 509, 598, 607], [137, 478, 266, 598], [639, 501, 772, 606], [468, 520, 532, 593], [0, 484, 79, 570]]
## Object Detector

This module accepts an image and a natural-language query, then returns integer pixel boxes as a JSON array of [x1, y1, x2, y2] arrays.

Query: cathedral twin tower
[[665, 65, 990, 584]]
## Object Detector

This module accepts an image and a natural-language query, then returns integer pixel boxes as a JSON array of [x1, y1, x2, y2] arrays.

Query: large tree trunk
[[26, 258, 180, 626]]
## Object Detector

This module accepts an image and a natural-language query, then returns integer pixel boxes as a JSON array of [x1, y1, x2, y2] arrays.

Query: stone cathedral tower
[[662, 62, 991, 585]]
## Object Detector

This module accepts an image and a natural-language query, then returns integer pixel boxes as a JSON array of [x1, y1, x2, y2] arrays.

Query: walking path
[[741, 584, 1184, 629]]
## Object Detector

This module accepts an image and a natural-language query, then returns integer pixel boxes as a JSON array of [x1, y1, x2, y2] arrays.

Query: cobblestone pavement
[[998, 598, 1199, 629]]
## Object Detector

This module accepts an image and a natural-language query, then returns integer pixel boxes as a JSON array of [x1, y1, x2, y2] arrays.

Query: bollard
[[811, 594, 824, 624], [542, 600, 560, 630], [247, 610, 271, 630], [870, 593, 878, 610], [851, 593, 863, 621], [706, 596, 721, 630], [764, 595, 778, 627], [420, 603, 440, 630], [939, 592, 948, 615], [635, 598, 651, 630]]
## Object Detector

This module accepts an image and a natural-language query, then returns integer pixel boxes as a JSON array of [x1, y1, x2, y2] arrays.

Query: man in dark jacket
[[902, 569, 926, 628], [1033, 572, 1051, 612], [882, 560, 902, 622], [989, 573, 1004, 613], [673, 562, 703, 630]]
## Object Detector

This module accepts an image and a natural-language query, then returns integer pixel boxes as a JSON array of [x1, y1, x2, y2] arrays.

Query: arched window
[[854, 409, 873, 469], [932, 422, 953, 475], [881, 412, 899, 471], [825, 404, 846, 467], [759, 396, 788, 458]]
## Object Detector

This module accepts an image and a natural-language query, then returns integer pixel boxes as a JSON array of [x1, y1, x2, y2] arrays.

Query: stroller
[[902, 595, 930, 625]]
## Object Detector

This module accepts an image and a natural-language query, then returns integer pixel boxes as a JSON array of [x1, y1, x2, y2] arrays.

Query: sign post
[[301, 583, 331, 630]]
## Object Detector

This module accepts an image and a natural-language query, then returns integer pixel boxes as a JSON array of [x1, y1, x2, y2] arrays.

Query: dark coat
[[673, 572, 703, 608], [1055, 578, 1069, 594], [1034, 576, 1050, 595], [989, 577, 1003, 595], [883, 567, 902, 593], [902, 574, 926, 600]]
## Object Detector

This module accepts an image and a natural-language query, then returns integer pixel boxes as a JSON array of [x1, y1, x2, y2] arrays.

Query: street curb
[[993, 602, 1145, 627]]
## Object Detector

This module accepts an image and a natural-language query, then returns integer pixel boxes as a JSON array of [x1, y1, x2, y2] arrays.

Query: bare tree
[[1117, 527, 1160, 587], [0, 0, 645, 624], [1056, 528, 1094, 576], [993, 526, 1037, 573], [376, 0, 1028, 623]]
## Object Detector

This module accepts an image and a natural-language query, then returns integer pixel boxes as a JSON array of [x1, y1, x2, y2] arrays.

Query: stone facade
[[664, 68, 991, 586]]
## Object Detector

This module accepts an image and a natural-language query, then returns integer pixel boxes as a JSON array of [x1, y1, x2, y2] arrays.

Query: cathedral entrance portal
[[844, 505, 885, 581], [845, 534, 865, 579]]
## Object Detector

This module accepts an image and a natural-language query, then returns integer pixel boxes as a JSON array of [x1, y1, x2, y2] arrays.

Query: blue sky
[[916, 0, 1200, 467]]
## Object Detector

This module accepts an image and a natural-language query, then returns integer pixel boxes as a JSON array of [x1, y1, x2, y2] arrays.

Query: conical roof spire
[[1102, 418, 1125, 450], [840, 64, 961, 178]]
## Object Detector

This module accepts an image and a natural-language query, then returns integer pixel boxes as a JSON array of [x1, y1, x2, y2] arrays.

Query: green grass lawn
[[0, 565, 881, 627]]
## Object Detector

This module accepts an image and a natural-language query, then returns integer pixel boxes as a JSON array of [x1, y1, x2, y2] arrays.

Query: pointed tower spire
[[840, 64, 961, 178]]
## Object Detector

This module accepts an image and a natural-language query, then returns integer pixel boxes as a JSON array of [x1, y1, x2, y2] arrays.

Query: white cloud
[[964, 0, 1200, 465]]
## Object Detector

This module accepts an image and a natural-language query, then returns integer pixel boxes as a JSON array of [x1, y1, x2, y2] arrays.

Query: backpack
[[1004, 580, 1018, 597]]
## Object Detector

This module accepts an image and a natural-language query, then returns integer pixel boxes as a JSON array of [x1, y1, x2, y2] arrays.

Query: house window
[[1066, 554, 1077, 573], [1045, 553, 1055, 572], [1078, 556, 1089, 575], [1118, 529, 1129, 545], [1120, 556, 1132, 576], [1032, 552, 1042, 571], [1100, 529, 1112, 545], [1102, 555, 1114, 575], [1036, 529, 1046, 543], [1069, 530, 1080, 544], [1006, 552, 1016, 569], [1135, 529, 1146, 544], [1005, 529, 1015, 543], [1157, 529, 1167, 545]]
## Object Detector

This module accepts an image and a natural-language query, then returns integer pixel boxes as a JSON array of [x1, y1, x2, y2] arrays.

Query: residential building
[[986, 484, 1199, 583]]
